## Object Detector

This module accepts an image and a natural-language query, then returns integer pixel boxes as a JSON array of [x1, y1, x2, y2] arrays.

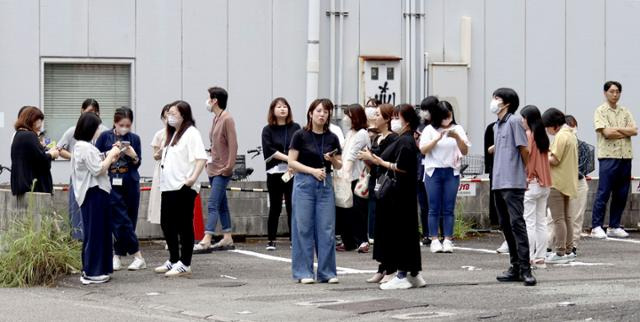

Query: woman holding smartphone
[[95, 107, 146, 271], [288, 98, 342, 284]]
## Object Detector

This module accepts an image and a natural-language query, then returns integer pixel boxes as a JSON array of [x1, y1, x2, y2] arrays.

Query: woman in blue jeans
[[288, 98, 342, 284], [419, 101, 470, 253]]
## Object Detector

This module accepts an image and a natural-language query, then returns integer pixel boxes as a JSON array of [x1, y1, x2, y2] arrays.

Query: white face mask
[[365, 107, 377, 120], [490, 99, 502, 114], [391, 119, 403, 133], [341, 115, 352, 130], [167, 115, 181, 127], [419, 110, 430, 122], [117, 127, 130, 136], [205, 99, 214, 112]]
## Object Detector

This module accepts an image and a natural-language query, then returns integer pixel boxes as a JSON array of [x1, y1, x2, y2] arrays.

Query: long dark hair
[[165, 100, 196, 147], [345, 104, 368, 131], [520, 105, 549, 153], [396, 104, 420, 133]]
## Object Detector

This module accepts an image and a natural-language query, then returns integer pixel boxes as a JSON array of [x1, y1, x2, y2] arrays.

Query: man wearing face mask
[[489, 88, 536, 286], [194, 86, 238, 252], [95, 107, 146, 271]]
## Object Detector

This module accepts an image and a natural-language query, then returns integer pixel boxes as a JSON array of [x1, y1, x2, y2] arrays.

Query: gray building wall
[[1, 0, 640, 184]]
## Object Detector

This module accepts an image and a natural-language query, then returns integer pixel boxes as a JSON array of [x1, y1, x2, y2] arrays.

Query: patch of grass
[[453, 202, 474, 240], [0, 181, 81, 287]]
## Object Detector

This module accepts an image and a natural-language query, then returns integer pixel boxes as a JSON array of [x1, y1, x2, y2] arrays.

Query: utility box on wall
[[359, 56, 402, 106]]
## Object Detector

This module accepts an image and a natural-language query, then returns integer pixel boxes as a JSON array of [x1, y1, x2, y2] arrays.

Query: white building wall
[[2, 0, 640, 185]]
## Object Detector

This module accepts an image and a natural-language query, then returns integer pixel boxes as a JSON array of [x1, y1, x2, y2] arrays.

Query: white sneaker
[[80, 274, 110, 285], [127, 256, 147, 271], [564, 253, 576, 262], [590, 226, 607, 239], [545, 253, 569, 264], [496, 241, 509, 253], [380, 276, 413, 290], [430, 239, 444, 253], [442, 239, 454, 253], [112, 255, 122, 271], [327, 277, 339, 284], [406, 273, 427, 288], [379, 273, 395, 284], [607, 227, 629, 238], [165, 261, 191, 277], [154, 260, 173, 274], [299, 278, 315, 284]]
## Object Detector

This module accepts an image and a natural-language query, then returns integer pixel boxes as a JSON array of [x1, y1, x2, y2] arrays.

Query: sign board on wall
[[359, 56, 402, 106], [458, 182, 476, 197]]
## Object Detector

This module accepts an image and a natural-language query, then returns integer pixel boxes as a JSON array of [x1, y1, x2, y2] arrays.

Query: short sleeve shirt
[[594, 103, 635, 159], [419, 124, 471, 178], [160, 126, 208, 193], [492, 113, 529, 190], [550, 126, 579, 197], [290, 129, 342, 173]]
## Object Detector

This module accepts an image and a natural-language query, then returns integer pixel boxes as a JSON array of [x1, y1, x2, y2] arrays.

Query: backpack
[[577, 139, 595, 176]]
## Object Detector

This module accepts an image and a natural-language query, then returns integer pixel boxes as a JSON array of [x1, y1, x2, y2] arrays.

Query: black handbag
[[374, 170, 396, 199]]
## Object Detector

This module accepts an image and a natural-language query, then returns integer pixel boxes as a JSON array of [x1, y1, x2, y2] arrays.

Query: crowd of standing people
[[7, 80, 636, 287]]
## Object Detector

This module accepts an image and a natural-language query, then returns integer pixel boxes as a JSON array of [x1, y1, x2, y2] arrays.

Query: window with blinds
[[43, 63, 131, 142]]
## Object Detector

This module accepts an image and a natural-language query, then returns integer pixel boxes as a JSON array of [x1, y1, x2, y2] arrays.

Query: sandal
[[211, 240, 235, 251], [193, 242, 213, 254]]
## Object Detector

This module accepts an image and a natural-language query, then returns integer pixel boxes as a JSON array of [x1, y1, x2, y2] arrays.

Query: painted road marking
[[453, 246, 507, 254], [605, 237, 640, 244], [229, 249, 377, 275]]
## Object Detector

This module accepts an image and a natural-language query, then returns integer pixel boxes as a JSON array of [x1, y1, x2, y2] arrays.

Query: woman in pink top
[[520, 105, 552, 268]]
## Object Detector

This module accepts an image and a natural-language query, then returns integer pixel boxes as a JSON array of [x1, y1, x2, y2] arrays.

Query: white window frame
[[39, 57, 136, 131]]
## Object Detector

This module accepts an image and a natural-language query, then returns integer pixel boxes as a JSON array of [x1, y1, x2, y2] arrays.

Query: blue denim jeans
[[425, 168, 460, 238], [205, 175, 232, 234], [291, 173, 337, 281]]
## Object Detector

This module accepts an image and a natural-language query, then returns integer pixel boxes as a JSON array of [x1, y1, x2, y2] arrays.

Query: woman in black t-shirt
[[261, 97, 301, 250], [288, 98, 342, 284]]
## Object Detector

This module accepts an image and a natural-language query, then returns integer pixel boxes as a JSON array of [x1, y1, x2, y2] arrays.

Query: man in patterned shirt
[[591, 81, 637, 239]]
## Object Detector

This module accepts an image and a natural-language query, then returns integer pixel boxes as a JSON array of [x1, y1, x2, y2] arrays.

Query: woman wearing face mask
[[519, 105, 552, 269], [155, 101, 207, 277], [419, 101, 470, 253], [358, 104, 397, 283], [335, 104, 371, 253], [10, 106, 58, 198], [416, 96, 439, 246], [148, 104, 172, 225], [95, 107, 146, 271], [359, 104, 425, 290], [71, 112, 121, 284], [261, 97, 301, 251]]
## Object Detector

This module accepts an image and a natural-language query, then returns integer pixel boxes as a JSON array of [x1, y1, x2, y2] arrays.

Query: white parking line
[[229, 249, 377, 275], [604, 237, 640, 244], [452, 246, 505, 254]]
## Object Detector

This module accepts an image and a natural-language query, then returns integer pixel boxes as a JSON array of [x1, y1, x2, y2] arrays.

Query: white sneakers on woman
[[113, 255, 146, 271], [430, 239, 454, 253], [379, 273, 427, 290], [80, 274, 110, 285], [164, 261, 192, 277]]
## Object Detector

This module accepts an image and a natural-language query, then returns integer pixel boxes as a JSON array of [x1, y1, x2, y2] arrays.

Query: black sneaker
[[266, 241, 276, 251], [421, 237, 431, 246], [496, 266, 523, 282], [521, 269, 537, 286]]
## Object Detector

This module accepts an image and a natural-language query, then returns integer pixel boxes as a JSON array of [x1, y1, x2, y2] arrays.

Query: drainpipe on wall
[[337, 0, 345, 111], [306, 0, 321, 107]]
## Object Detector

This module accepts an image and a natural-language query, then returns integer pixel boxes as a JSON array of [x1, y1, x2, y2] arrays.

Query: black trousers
[[337, 180, 369, 250], [494, 189, 530, 271], [266, 173, 293, 241], [161, 186, 197, 266]]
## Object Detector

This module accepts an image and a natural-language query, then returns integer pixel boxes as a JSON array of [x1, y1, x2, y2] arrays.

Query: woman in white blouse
[[154, 101, 207, 277], [71, 112, 121, 285], [336, 104, 372, 253], [419, 101, 470, 254]]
